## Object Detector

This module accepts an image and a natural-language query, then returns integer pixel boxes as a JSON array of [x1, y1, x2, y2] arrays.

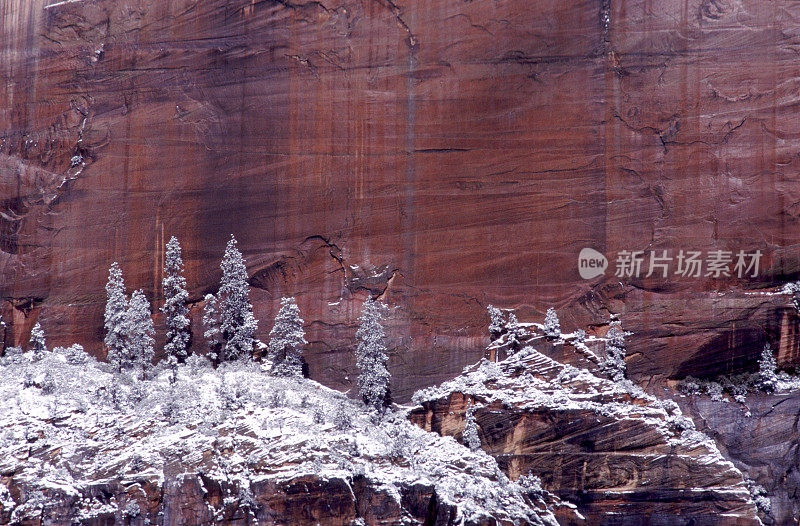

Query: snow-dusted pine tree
[[126, 289, 155, 380], [487, 305, 505, 339], [202, 293, 224, 366], [28, 322, 46, 361], [104, 262, 129, 370], [267, 297, 307, 377], [161, 236, 191, 363], [601, 318, 627, 382], [355, 299, 391, 411], [217, 236, 258, 361], [755, 344, 777, 393], [463, 402, 481, 451], [505, 312, 527, 351], [542, 307, 561, 339]]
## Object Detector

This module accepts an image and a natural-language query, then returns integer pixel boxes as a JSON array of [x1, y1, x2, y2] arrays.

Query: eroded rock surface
[[676, 391, 800, 525], [408, 349, 763, 525], [0, 350, 565, 525], [4, 0, 800, 399]]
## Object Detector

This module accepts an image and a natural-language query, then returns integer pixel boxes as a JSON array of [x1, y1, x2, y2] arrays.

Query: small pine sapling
[[542, 307, 561, 339], [755, 344, 777, 393], [267, 297, 307, 377], [28, 322, 47, 361], [202, 294, 224, 366]]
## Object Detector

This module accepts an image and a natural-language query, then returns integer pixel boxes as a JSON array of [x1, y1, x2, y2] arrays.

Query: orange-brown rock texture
[[408, 349, 764, 525], [3, 0, 800, 400]]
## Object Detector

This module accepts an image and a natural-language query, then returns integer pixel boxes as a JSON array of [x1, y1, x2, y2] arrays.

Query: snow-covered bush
[[517, 473, 547, 500], [267, 297, 307, 377], [718, 375, 748, 403], [355, 299, 391, 411], [104, 262, 129, 370], [542, 308, 560, 339], [784, 281, 800, 313], [4, 346, 23, 360], [55, 344, 89, 365], [333, 401, 353, 430], [390, 429, 411, 459], [40, 371, 56, 395], [555, 363, 582, 384], [678, 343, 794, 402], [745, 479, 771, 515], [268, 389, 286, 408], [601, 319, 627, 382], [485, 306, 529, 351], [678, 376, 726, 402], [162, 236, 191, 364], [28, 322, 47, 361]]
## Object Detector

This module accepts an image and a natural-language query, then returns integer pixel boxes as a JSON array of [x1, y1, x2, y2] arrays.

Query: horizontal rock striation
[[408, 348, 763, 525], [4, 0, 800, 399]]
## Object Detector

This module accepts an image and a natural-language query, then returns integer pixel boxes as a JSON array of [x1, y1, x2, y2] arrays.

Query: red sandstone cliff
[[3, 0, 800, 400]]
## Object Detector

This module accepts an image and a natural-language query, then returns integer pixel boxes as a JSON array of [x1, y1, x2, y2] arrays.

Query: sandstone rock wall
[[3, 0, 800, 398]]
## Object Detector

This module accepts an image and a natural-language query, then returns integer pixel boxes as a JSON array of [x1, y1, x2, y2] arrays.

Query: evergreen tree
[[756, 344, 777, 393], [161, 236, 191, 363], [202, 293, 224, 366], [542, 307, 561, 339], [126, 289, 155, 380], [463, 402, 481, 451], [487, 305, 505, 339], [267, 297, 307, 377], [217, 236, 258, 361], [28, 322, 46, 361], [355, 299, 391, 411], [104, 262, 129, 370], [505, 312, 527, 351]]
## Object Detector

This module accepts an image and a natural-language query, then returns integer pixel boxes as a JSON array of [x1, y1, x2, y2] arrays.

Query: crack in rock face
[[4, 0, 800, 403], [1, 0, 799, 522]]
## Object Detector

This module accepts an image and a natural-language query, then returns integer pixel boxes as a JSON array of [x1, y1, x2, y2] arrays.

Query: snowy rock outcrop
[[0, 349, 566, 525], [409, 348, 763, 525]]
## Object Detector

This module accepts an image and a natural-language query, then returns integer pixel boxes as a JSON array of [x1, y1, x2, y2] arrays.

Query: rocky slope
[[675, 390, 800, 525], [0, 348, 570, 525], [408, 347, 763, 525], [4, 0, 800, 400]]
